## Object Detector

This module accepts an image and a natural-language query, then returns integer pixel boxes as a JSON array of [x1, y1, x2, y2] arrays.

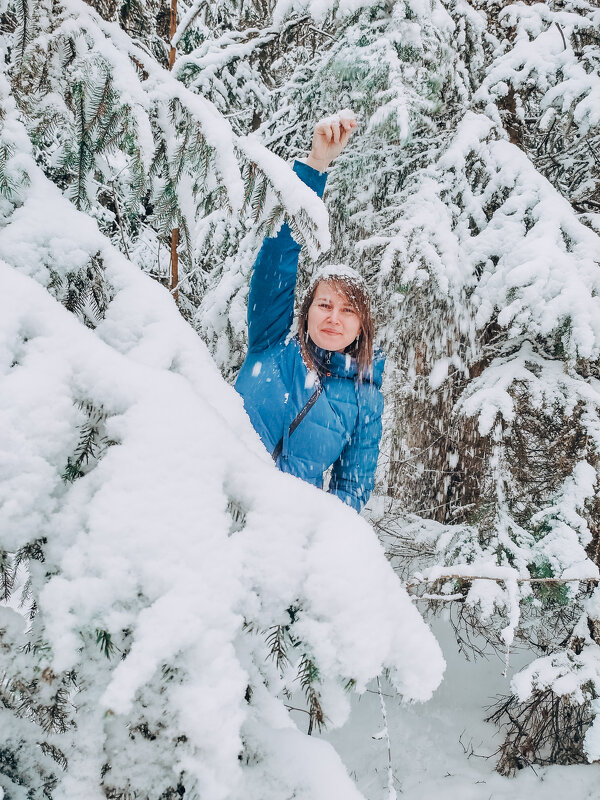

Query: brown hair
[[297, 275, 375, 382]]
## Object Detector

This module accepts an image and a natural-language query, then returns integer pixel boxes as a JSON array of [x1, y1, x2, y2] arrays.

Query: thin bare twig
[[309, 26, 335, 42], [284, 704, 311, 716], [412, 593, 465, 602], [375, 676, 398, 799], [110, 183, 130, 259]]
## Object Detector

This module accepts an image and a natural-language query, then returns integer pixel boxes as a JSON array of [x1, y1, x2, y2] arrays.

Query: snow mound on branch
[[238, 136, 331, 258]]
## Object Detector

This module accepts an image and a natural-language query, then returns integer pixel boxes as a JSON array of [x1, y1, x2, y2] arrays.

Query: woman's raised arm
[[246, 113, 357, 354], [247, 161, 327, 353]]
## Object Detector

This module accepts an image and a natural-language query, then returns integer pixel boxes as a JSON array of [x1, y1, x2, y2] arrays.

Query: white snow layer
[[0, 109, 444, 800]]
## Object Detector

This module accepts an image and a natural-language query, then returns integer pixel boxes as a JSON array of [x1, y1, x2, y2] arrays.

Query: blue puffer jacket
[[235, 160, 384, 512]]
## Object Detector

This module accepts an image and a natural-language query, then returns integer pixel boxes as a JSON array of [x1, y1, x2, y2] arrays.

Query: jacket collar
[[305, 336, 385, 388]]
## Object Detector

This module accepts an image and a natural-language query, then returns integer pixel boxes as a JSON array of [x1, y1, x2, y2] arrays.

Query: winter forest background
[[1, 0, 600, 797]]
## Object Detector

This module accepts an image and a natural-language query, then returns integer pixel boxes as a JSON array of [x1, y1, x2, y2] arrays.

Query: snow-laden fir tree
[[4, 0, 331, 322], [189, 0, 600, 772], [371, 0, 600, 771], [0, 3, 446, 799]]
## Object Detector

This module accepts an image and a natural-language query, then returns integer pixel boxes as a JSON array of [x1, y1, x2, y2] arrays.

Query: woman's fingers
[[340, 117, 358, 140], [307, 111, 358, 171], [315, 121, 334, 143], [331, 119, 341, 144], [316, 116, 353, 144], [339, 118, 357, 147]]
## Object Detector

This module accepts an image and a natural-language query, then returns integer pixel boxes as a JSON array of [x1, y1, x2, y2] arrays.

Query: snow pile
[[0, 79, 444, 800], [325, 617, 600, 799]]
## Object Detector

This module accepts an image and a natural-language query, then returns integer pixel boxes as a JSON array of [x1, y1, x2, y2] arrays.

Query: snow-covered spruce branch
[[407, 576, 600, 589], [63, 0, 241, 207], [173, 15, 312, 81], [408, 578, 599, 603], [56, 0, 330, 253], [411, 593, 465, 603], [0, 222, 445, 800]]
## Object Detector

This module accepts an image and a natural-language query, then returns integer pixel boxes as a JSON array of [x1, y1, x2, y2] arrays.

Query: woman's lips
[[321, 328, 341, 335]]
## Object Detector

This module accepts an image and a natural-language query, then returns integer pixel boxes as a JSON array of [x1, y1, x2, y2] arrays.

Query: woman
[[235, 115, 384, 512]]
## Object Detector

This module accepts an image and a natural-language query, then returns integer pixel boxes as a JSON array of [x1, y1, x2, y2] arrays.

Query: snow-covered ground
[[324, 619, 599, 800]]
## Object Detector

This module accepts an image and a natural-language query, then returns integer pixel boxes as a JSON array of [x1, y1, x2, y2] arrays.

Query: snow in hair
[[311, 263, 366, 287]]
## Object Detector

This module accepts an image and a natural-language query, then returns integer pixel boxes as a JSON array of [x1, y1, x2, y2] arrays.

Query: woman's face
[[307, 281, 362, 352]]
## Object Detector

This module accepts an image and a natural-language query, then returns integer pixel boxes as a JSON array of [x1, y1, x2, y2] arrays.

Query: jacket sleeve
[[247, 160, 328, 353], [328, 386, 384, 512]]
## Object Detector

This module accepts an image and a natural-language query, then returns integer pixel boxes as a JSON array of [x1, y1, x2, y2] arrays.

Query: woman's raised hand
[[305, 110, 358, 172]]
